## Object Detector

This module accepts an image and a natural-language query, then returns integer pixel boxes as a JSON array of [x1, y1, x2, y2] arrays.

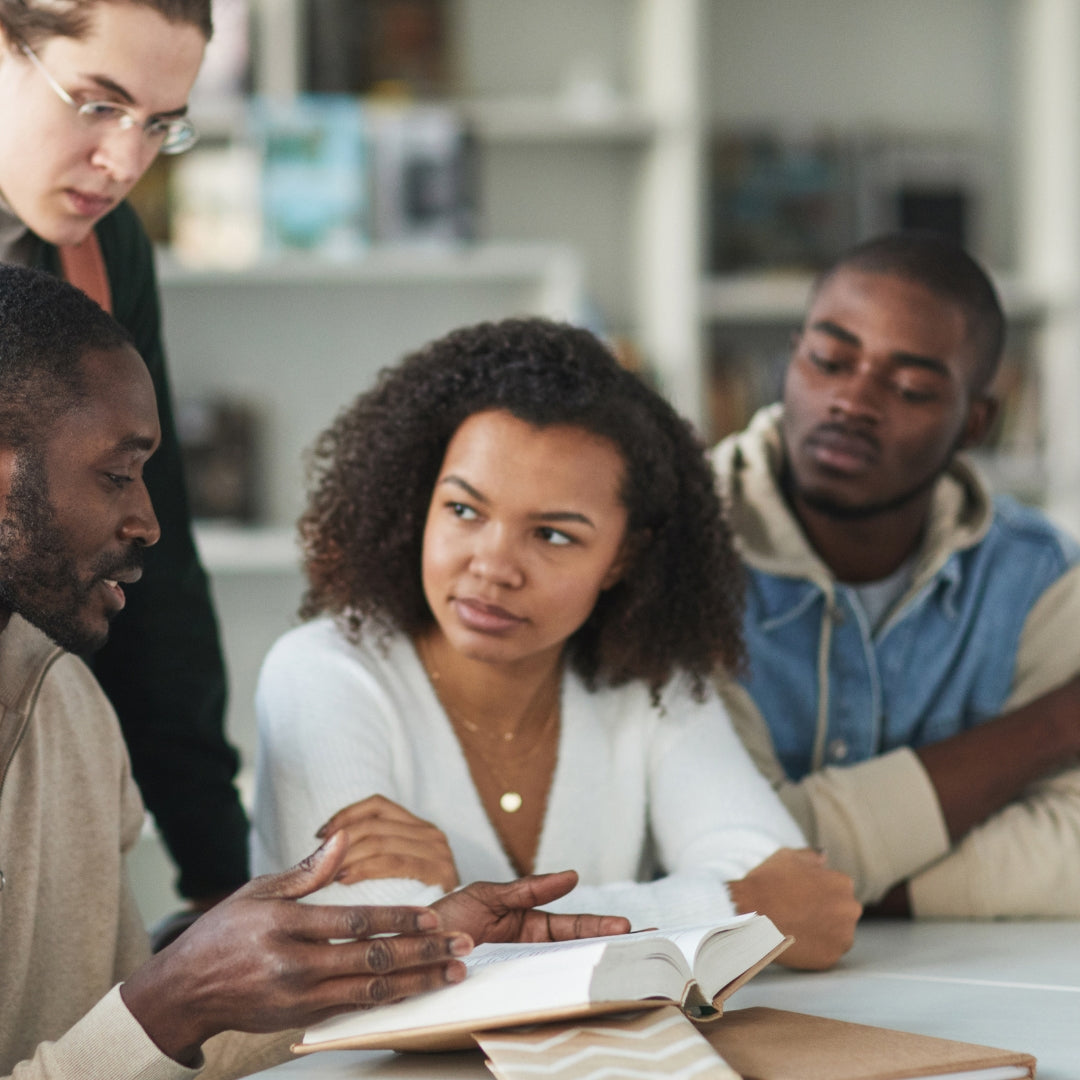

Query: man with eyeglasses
[[0, 0, 249, 935]]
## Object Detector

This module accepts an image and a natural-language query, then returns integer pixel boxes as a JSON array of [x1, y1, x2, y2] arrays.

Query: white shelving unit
[[179, 0, 1080, 527], [699, 0, 1080, 536]]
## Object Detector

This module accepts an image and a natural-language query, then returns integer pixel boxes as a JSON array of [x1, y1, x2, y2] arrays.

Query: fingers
[[282, 900, 447, 942], [476, 869, 580, 910], [338, 852, 457, 891], [301, 927, 473, 979], [317, 794, 422, 839], [540, 913, 631, 941], [335, 819, 457, 887], [246, 831, 351, 902], [301, 961, 467, 1020]]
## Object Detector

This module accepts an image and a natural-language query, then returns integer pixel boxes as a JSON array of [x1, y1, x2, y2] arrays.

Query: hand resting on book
[[727, 847, 861, 970], [119, 835, 627, 1067], [432, 869, 631, 945]]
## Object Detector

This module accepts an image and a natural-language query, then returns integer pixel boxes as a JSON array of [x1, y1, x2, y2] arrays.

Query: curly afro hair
[[300, 317, 745, 699]]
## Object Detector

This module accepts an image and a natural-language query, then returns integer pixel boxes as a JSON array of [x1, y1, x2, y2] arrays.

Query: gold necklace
[[417, 638, 561, 814]]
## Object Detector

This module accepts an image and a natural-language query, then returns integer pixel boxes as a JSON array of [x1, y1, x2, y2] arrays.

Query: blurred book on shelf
[[850, 134, 989, 255], [159, 97, 478, 264], [177, 397, 262, 523], [707, 130, 853, 274], [169, 140, 262, 268], [707, 128, 991, 274], [707, 328, 791, 443], [127, 155, 176, 246], [252, 95, 369, 257], [985, 340, 1042, 460], [368, 103, 477, 246], [305, 0, 452, 98]]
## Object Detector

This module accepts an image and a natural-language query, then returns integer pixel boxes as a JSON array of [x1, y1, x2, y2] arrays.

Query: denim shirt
[[741, 495, 1080, 782]]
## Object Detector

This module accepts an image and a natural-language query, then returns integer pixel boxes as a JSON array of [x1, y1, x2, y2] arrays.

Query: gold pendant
[[500, 791, 523, 813]]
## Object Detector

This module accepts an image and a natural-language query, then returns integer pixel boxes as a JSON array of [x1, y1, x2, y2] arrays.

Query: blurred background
[[128, 0, 1080, 918]]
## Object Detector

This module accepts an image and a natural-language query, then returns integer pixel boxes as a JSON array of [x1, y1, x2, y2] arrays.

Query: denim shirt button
[[827, 738, 849, 762]]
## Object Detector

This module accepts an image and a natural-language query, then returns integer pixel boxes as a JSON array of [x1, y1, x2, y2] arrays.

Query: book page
[[656, 913, 757, 967], [303, 940, 610, 1045]]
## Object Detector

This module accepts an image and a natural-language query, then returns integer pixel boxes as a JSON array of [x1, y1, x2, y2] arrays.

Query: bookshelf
[[698, 0, 1080, 538], [169, 0, 1080, 529]]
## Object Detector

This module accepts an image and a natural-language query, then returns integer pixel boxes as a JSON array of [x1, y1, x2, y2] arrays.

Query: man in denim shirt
[[712, 233, 1080, 918]]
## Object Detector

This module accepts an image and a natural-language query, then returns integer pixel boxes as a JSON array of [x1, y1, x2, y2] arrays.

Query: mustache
[[807, 420, 881, 457], [91, 545, 145, 582]]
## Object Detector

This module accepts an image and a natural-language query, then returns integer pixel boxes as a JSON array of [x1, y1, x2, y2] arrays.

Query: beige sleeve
[[719, 679, 950, 904], [909, 561, 1080, 917]]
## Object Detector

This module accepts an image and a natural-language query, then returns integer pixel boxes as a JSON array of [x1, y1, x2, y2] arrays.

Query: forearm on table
[[916, 673, 1080, 843], [908, 764, 1080, 917]]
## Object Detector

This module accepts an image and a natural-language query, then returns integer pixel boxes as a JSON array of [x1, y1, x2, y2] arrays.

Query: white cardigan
[[251, 619, 805, 929]]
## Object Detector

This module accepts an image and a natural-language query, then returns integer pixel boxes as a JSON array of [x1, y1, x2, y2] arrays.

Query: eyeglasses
[[21, 43, 199, 155]]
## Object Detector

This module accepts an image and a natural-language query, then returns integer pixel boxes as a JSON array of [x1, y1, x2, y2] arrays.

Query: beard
[[0, 450, 142, 656], [782, 424, 967, 522], [791, 460, 948, 521]]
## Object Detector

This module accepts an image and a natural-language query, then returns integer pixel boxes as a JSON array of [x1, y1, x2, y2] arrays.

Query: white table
[[254, 921, 1080, 1079]]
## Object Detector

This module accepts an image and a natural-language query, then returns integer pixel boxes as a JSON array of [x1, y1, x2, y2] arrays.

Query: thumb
[[248, 831, 349, 901], [495, 869, 580, 909]]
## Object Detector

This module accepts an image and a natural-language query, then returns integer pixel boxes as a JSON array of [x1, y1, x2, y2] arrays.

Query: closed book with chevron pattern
[[295, 914, 792, 1054], [478, 1006, 740, 1080]]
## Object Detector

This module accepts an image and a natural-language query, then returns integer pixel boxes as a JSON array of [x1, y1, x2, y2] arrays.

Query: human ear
[[959, 393, 998, 450]]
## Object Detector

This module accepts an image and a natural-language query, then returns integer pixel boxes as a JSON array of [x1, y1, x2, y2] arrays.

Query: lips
[[98, 566, 142, 612], [453, 597, 525, 634], [66, 189, 115, 220], [804, 424, 880, 474]]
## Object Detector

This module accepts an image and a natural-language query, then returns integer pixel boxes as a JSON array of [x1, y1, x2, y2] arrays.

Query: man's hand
[[316, 794, 460, 891], [120, 832, 471, 1066], [727, 848, 861, 970], [432, 870, 631, 944]]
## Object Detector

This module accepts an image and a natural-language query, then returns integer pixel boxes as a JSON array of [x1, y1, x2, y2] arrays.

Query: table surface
[[254, 920, 1080, 1079]]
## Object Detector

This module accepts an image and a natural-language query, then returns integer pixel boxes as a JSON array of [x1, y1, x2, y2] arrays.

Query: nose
[[469, 525, 524, 589], [119, 483, 161, 548], [831, 361, 884, 424], [90, 125, 154, 186]]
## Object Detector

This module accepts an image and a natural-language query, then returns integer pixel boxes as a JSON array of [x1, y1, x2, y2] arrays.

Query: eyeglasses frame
[[19, 41, 199, 155]]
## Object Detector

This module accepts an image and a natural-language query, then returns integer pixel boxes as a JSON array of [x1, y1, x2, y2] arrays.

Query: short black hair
[[0, 263, 133, 449], [300, 317, 746, 699], [813, 231, 1005, 391]]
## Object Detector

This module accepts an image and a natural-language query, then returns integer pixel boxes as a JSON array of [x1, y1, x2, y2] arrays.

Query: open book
[[295, 912, 791, 1054]]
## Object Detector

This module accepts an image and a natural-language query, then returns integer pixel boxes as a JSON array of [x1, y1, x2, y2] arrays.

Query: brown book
[[294, 915, 792, 1054], [703, 1007, 1035, 1080]]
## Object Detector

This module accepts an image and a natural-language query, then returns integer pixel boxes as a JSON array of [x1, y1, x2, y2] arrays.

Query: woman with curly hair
[[251, 317, 860, 969]]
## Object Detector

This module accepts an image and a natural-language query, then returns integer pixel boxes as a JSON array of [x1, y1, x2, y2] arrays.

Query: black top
[[35, 201, 249, 900]]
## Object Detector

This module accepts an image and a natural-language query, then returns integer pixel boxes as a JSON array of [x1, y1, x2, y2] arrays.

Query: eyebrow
[[80, 72, 189, 118], [808, 319, 951, 378], [439, 475, 597, 528], [112, 434, 158, 454]]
